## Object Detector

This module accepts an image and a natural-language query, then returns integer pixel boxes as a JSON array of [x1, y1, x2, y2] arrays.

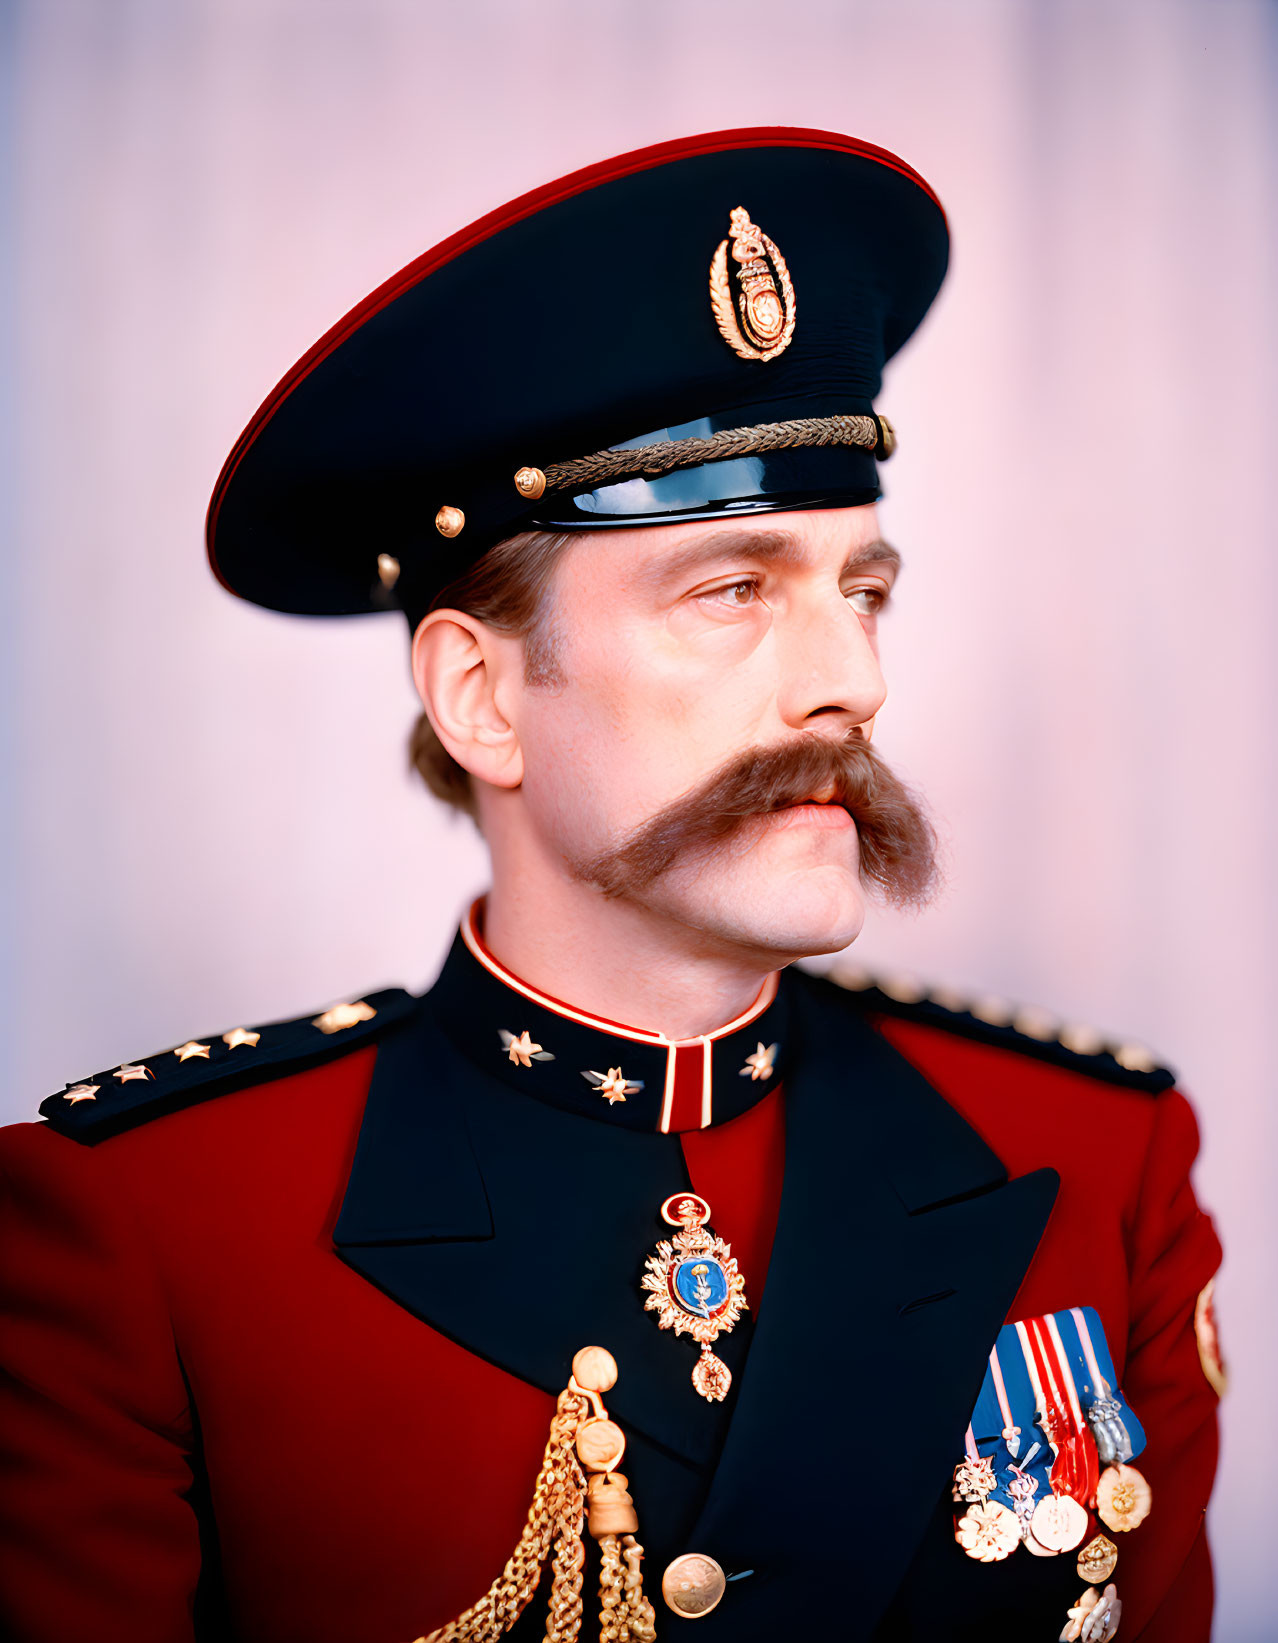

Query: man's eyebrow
[[639, 528, 902, 588], [844, 539, 902, 577]]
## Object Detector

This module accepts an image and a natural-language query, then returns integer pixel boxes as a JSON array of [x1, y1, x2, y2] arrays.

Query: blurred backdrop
[[4, 0, 1275, 1635]]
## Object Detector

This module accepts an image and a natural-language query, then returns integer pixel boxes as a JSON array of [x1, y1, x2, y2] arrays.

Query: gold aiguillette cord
[[412, 1346, 657, 1643]]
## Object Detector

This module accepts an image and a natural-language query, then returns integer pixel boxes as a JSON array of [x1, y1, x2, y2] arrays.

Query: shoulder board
[[817, 964, 1176, 1093], [39, 988, 419, 1145]]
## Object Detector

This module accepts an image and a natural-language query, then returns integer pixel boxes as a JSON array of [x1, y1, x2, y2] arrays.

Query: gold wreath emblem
[[709, 206, 796, 362]]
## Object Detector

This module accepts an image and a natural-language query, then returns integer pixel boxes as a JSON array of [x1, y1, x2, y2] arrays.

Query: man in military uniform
[[0, 129, 1222, 1642]]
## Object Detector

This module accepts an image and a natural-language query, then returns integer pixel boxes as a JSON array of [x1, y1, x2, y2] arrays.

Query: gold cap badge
[[709, 207, 796, 362]]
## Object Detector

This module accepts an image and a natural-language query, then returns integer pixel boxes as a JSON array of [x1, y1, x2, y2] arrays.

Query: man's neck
[[481, 878, 777, 1041]]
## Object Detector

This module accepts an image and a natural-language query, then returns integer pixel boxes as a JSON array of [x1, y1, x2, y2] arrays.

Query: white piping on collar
[[658, 1049, 678, 1133], [462, 901, 778, 1048]]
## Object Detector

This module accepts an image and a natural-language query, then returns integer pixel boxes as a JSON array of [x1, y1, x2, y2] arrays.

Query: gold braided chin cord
[[414, 1348, 656, 1643], [540, 412, 894, 496]]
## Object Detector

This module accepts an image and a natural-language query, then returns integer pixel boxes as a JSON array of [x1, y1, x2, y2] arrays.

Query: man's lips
[[763, 800, 856, 832]]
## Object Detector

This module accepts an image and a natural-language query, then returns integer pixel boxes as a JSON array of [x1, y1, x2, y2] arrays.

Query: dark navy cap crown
[[207, 127, 948, 622]]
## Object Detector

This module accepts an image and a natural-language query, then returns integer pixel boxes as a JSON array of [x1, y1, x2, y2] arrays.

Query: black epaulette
[[818, 964, 1176, 1094], [39, 988, 419, 1145]]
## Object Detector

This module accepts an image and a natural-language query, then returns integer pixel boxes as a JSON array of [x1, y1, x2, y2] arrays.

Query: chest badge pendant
[[641, 1192, 748, 1403]]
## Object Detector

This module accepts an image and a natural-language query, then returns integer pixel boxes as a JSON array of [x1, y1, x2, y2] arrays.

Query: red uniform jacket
[[0, 929, 1222, 1643]]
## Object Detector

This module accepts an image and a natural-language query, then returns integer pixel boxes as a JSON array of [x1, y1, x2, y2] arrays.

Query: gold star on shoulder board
[[222, 1027, 261, 1050], [113, 1063, 154, 1084], [173, 1040, 211, 1063], [312, 1001, 377, 1035], [63, 1083, 99, 1103]]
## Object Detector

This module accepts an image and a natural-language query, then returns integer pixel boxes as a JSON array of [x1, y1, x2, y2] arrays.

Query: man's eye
[[848, 586, 888, 616], [702, 579, 760, 608]]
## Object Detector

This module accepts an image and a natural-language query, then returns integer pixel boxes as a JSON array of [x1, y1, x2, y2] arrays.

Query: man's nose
[[773, 594, 887, 730]]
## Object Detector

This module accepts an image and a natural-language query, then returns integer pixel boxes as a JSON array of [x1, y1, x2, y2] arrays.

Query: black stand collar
[[425, 904, 792, 1133]]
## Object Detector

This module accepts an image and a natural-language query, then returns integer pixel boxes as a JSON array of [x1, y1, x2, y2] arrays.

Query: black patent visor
[[530, 420, 883, 529]]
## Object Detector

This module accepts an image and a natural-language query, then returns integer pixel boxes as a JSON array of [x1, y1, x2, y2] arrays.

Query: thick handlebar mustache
[[575, 734, 939, 905]]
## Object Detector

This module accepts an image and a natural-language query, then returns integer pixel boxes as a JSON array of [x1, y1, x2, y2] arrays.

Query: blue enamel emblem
[[672, 1255, 730, 1319]]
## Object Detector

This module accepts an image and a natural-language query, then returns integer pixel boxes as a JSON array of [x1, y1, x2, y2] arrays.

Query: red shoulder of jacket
[[817, 963, 1176, 1094], [33, 987, 419, 1145]]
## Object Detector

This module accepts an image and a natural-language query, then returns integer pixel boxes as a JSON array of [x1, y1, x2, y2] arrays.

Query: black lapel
[[678, 971, 1059, 1639], [334, 974, 1058, 1639], [333, 1001, 754, 1470]]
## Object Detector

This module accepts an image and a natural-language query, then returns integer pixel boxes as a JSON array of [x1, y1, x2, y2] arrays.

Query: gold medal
[[951, 1428, 1021, 1559], [1096, 1463, 1152, 1532], [1028, 1492, 1088, 1554], [955, 1500, 1021, 1563], [1061, 1582, 1122, 1643], [640, 1193, 748, 1403], [1077, 1533, 1119, 1585], [952, 1453, 998, 1504]]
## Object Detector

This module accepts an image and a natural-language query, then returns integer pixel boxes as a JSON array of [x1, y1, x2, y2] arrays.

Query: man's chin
[[756, 879, 867, 960], [661, 860, 868, 964], [746, 832, 866, 952]]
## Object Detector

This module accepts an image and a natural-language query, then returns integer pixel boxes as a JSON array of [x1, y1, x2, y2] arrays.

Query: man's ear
[[411, 610, 525, 791]]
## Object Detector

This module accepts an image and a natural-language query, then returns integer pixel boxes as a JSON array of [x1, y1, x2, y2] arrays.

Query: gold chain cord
[[413, 1360, 656, 1643], [415, 1391, 585, 1643], [541, 412, 893, 496], [598, 1535, 656, 1643]]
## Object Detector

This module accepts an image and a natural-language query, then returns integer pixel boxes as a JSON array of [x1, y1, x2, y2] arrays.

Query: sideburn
[[576, 733, 939, 907]]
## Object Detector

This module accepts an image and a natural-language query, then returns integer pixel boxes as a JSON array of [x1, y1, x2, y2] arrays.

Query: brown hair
[[409, 529, 578, 816]]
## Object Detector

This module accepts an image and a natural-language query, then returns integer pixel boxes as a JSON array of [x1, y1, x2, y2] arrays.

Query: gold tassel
[[412, 1347, 654, 1643]]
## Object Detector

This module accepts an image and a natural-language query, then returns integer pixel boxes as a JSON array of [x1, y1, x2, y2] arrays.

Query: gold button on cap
[[662, 1552, 727, 1618]]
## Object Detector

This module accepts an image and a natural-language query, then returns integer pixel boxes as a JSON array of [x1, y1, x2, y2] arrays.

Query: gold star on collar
[[740, 1041, 778, 1081], [113, 1063, 154, 1084], [582, 1066, 644, 1105], [222, 1027, 261, 1050], [312, 1001, 377, 1035], [500, 1028, 554, 1068], [63, 1083, 99, 1103], [173, 1041, 211, 1063]]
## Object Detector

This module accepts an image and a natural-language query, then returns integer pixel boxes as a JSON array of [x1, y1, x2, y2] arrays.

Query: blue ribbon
[[966, 1306, 1145, 1512]]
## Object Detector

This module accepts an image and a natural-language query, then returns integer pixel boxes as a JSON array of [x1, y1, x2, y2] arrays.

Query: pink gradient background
[[5, 2, 1274, 1635]]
